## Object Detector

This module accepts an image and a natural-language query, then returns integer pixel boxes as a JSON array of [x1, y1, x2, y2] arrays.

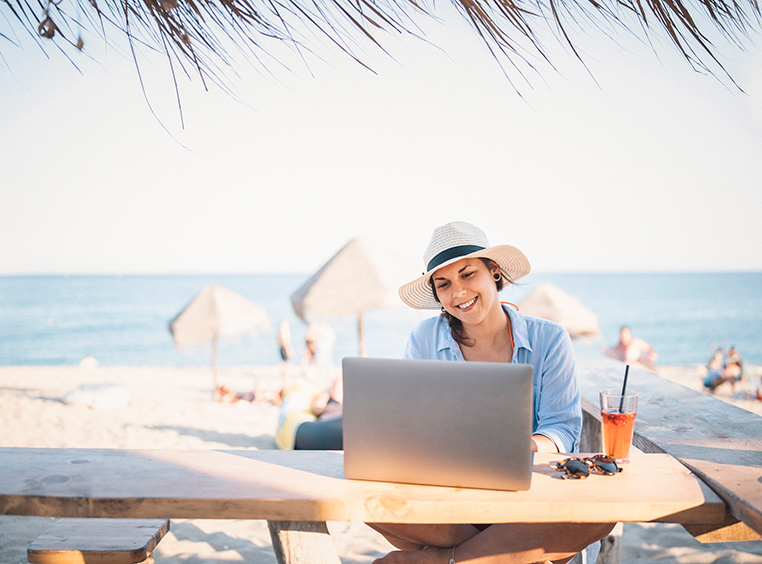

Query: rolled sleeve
[[532, 327, 582, 453]]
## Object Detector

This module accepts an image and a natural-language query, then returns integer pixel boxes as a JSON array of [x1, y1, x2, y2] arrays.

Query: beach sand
[[1, 364, 760, 564]]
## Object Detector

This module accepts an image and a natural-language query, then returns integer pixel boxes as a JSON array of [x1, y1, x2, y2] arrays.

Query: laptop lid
[[342, 357, 534, 491]]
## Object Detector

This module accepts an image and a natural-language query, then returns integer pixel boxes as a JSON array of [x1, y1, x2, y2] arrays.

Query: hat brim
[[398, 245, 531, 309]]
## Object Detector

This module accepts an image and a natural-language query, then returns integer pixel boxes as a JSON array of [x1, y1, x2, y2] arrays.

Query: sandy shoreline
[[0, 364, 760, 564]]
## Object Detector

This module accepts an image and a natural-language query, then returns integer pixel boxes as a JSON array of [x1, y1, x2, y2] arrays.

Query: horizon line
[[2, 268, 761, 277]]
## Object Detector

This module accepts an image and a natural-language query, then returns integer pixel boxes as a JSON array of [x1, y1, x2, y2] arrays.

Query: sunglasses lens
[[596, 462, 617, 475], [589, 455, 620, 475], [556, 459, 589, 479]]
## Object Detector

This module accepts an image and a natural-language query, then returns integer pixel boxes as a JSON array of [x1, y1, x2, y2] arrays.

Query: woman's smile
[[456, 297, 478, 311]]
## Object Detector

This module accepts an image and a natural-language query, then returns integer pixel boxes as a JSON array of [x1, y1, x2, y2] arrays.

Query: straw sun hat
[[398, 221, 531, 310]]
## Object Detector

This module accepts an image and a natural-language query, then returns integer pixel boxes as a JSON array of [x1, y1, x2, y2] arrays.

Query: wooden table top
[[0, 447, 725, 525]]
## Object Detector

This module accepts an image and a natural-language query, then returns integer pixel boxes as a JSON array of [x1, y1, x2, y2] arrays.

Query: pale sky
[[2, 6, 761, 275]]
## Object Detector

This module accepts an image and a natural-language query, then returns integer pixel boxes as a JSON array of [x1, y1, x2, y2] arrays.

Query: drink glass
[[599, 389, 638, 463]]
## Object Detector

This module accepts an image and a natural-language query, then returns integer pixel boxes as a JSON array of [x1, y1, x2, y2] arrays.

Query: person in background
[[312, 321, 336, 367], [726, 346, 743, 374], [302, 323, 318, 370], [301, 321, 337, 380], [278, 320, 296, 383], [603, 325, 658, 373], [274, 376, 343, 450], [702, 348, 741, 392], [726, 346, 746, 389], [278, 320, 295, 364], [214, 381, 283, 405]]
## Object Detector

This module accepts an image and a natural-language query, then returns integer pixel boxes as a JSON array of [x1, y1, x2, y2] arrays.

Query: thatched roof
[[291, 237, 416, 322], [3, 0, 760, 89], [519, 283, 599, 338]]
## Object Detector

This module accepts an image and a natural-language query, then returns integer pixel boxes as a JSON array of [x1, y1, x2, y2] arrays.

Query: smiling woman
[[366, 221, 610, 564]]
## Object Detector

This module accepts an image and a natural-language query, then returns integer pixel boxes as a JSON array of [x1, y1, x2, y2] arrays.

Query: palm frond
[[2, 0, 760, 88]]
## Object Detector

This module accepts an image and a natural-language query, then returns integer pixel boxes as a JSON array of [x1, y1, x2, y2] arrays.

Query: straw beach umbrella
[[169, 284, 272, 392], [518, 283, 599, 338], [291, 238, 417, 356]]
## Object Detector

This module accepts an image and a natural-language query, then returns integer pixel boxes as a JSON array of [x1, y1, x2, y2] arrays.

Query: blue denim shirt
[[403, 305, 581, 453]]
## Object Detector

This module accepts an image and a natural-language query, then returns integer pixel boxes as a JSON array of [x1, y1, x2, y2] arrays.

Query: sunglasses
[[554, 455, 623, 480]]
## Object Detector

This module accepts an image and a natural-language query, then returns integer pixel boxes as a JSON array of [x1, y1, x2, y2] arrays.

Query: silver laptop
[[342, 357, 534, 491]]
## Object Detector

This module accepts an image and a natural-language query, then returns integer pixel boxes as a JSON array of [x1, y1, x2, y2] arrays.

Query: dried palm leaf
[[2, 0, 760, 87]]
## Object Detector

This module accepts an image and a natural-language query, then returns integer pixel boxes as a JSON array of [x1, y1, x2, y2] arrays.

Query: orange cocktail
[[599, 389, 638, 462]]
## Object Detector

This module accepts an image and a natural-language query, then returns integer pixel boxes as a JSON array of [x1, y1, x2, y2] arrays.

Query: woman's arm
[[532, 327, 581, 454], [531, 434, 559, 453]]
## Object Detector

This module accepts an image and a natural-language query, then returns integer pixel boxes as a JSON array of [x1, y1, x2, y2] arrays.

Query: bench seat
[[28, 518, 170, 564]]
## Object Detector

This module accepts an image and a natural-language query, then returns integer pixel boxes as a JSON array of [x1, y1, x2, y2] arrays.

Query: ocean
[[0, 272, 760, 367]]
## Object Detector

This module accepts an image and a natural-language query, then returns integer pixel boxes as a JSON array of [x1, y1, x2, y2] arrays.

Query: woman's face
[[431, 258, 501, 325]]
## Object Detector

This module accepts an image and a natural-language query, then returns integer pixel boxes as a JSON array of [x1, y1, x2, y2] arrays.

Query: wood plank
[[268, 521, 341, 564], [27, 518, 169, 564], [0, 447, 723, 526], [577, 357, 762, 537]]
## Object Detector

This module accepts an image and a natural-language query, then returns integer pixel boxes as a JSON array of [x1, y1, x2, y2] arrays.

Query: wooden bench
[[576, 358, 762, 551], [27, 518, 170, 564]]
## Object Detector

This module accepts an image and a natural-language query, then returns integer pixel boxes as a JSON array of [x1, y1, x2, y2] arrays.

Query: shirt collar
[[434, 305, 533, 359]]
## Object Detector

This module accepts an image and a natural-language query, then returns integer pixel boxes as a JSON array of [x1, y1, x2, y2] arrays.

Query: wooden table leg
[[268, 521, 342, 564]]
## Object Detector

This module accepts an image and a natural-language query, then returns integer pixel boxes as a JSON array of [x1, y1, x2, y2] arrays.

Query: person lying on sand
[[214, 382, 283, 406]]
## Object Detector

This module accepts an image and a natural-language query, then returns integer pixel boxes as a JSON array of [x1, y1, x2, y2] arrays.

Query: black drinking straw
[[618, 364, 630, 413]]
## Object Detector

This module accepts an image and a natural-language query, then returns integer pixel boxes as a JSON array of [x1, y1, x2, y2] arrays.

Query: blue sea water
[[0, 272, 760, 367]]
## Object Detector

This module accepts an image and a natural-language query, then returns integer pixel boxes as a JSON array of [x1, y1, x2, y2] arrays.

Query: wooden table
[[0, 447, 727, 564]]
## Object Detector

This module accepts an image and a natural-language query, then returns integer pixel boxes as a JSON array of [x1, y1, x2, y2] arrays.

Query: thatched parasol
[[169, 284, 272, 392], [291, 237, 417, 356], [3, 0, 760, 93], [518, 283, 599, 338]]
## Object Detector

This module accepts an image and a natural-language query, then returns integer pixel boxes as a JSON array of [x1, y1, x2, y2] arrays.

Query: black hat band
[[426, 245, 486, 272]]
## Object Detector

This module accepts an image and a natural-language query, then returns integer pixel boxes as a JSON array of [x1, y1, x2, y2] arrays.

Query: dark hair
[[428, 258, 507, 347]]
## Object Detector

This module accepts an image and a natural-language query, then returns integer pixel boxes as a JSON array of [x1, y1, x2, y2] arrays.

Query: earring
[[493, 272, 501, 281]]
